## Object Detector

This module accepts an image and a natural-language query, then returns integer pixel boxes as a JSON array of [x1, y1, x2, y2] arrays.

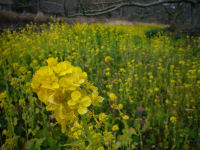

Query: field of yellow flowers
[[0, 22, 200, 150]]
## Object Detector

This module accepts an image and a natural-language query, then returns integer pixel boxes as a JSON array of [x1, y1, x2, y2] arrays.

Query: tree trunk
[[37, 0, 40, 12], [119, 8, 123, 16], [191, 3, 200, 28], [64, 0, 68, 17], [64, 0, 79, 17], [165, 3, 185, 31]]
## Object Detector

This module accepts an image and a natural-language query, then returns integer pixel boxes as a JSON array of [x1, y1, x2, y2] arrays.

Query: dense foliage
[[0, 22, 200, 149]]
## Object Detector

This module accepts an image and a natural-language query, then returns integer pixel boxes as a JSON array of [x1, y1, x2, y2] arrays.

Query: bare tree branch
[[163, 4, 174, 16], [65, 0, 197, 17], [93, 0, 125, 5], [42, 1, 63, 7], [13, 1, 38, 8]]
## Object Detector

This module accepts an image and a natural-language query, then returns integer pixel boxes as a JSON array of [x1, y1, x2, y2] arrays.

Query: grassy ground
[[0, 22, 200, 149]]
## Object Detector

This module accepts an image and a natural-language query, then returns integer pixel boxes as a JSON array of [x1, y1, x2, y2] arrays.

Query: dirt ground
[[0, 10, 169, 33]]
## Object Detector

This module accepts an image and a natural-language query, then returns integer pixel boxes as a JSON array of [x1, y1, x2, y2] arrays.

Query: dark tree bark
[[164, 3, 186, 30], [191, 2, 200, 28], [64, 0, 79, 17]]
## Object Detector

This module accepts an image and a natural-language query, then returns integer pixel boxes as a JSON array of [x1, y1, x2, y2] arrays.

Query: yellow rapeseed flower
[[2, 129, 7, 135], [123, 115, 129, 120], [0, 91, 7, 99], [105, 56, 112, 63], [118, 104, 123, 109], [170, 116, 176, 123], [108, 93, 117, 101], [99, 113, 108, 123], [112, 124, 119, 131], [97, 146, 105, 150], [32, 57, 102, 133]]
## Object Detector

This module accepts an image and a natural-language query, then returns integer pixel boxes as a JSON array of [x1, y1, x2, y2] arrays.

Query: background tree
[[63, 0, 200, 29], [13, 0, 40, 12]]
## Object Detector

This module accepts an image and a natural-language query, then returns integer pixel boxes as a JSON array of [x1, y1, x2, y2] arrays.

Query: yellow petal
[[68, 99, 77, 106], [81, 96, 91, 107], [97, 96, 104, 103], [47, 94, 55, 104], [78, 79, 85, 84], [37, 89, 54, 104], [61, 121, 67, 133], [78, 107, 88, 115], [46, 104, 56, 111], [53, 61, 72, 76], [47, 57, 58, 67], [71, 91, 81, 101], [59, 105, 65, 119], [59, 68, 73, 76], [92, 92, 98, 99]]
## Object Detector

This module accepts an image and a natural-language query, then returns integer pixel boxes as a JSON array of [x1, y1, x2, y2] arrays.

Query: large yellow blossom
[[32, 57, 103, 133]]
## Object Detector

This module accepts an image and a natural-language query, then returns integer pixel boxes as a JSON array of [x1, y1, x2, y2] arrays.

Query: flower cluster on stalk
[[32, 57, 103, 133]]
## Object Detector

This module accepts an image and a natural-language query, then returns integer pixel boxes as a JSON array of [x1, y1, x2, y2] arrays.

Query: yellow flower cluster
[[32, 57, 103, 133], [112, 124, 119, 131], [105, 56, 112, 63], [170, 116, 177, 123], [108, 93, 117, 101], [0, 91, 7, 108]]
